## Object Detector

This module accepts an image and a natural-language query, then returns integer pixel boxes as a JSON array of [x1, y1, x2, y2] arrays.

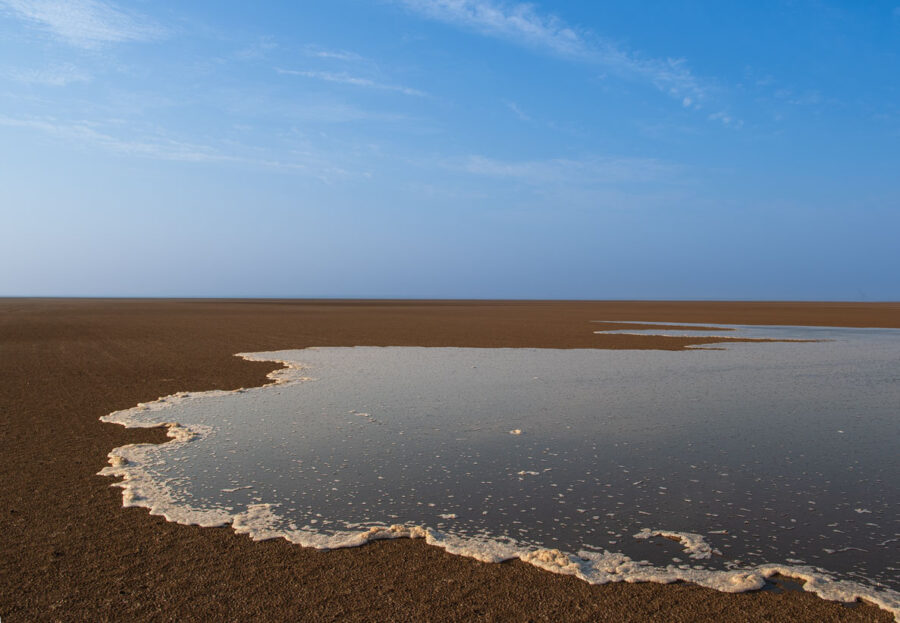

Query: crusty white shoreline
[[98, 350, 900, 620]]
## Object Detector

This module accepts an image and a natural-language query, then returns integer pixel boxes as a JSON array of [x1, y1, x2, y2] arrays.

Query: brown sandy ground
[[2, 299, 898, 622]]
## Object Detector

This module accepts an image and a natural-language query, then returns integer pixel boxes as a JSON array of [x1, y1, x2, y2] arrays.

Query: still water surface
[[102, 325, 899, 593]]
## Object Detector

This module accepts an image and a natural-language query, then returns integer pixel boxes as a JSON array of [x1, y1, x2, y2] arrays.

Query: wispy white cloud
[[0, 115, 239, 162], [460, 154, 678, 184], [5, 62, 91, 86], [399, 0, 584, 56], [0, 0, 163, 48], [276, 68, 427, 97], [773, 88, 823, 107], [707, 110, 742, 128], [395, 0, 707, 105], [504, 100, 531, 122], [305, 45, 365, 62], [0, 115, 353, 181]]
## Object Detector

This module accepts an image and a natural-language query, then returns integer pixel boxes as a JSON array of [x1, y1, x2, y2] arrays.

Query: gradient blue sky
[[1, 1, 898, 299]]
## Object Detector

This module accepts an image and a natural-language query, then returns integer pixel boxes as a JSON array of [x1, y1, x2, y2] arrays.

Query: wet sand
[[2, 298, 898, 622]]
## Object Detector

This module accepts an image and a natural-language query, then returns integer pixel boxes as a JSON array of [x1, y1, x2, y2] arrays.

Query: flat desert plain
[[2, 298, 898, 622]]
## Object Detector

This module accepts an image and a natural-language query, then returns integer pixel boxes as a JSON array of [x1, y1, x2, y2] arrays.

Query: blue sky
[[1, 0, 898, 299]]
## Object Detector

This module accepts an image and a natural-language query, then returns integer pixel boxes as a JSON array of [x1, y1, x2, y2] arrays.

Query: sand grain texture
[[2, 299, 898, 622]]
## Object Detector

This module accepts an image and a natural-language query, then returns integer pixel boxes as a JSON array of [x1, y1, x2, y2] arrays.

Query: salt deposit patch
[[99, 327, 900, 619]]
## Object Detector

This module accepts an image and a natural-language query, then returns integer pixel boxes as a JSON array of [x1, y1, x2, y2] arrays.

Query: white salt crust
[[98, 352, 900, 621]]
